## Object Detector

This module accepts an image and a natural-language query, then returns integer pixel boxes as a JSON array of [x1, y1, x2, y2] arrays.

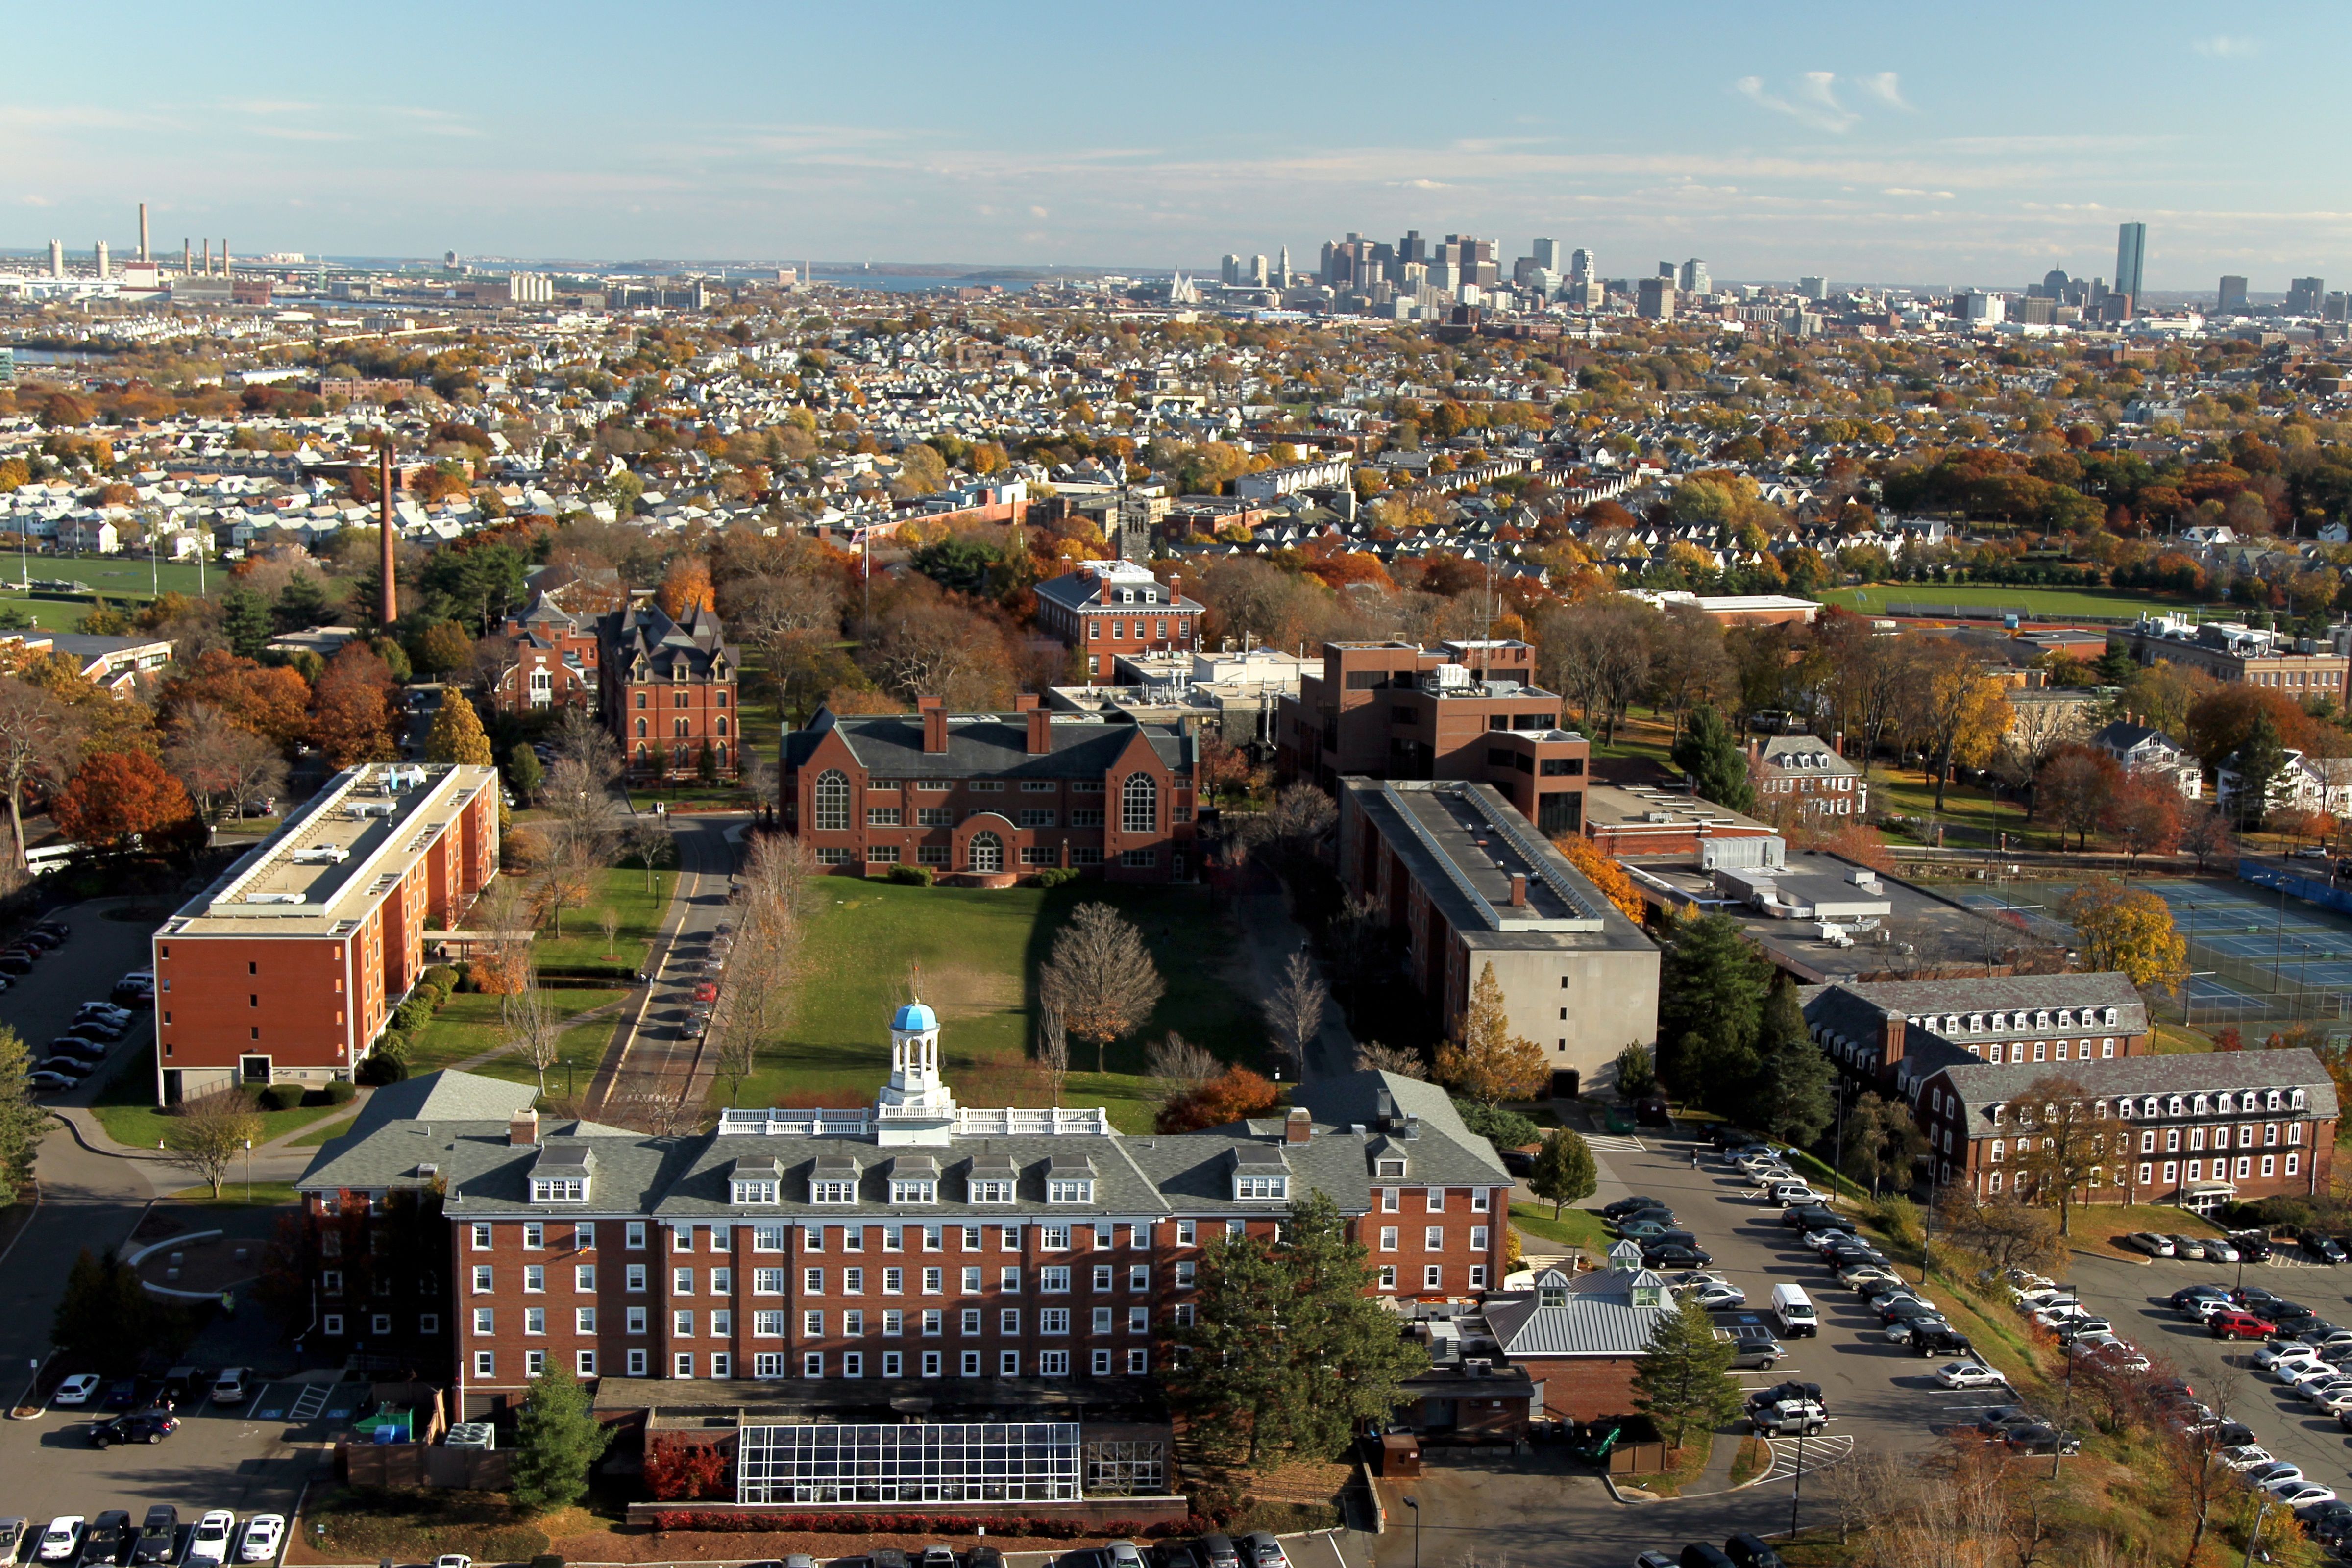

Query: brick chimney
[[1285, 1107, 1313, 1144], [1508, 872, 1528, 908], [509, 1108, 539, 1146], [1028, 707, 1054, 755], [1014, 694, 1040, 712], [919, 696, 948, 755], [1878, 1008, 1908, 1075]]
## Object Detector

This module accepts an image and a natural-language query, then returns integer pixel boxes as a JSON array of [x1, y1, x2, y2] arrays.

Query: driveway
[[0, 1380, 325, 1535]]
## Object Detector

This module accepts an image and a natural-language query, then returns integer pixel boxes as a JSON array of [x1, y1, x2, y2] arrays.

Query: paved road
[[590, 814, 743, 1114]]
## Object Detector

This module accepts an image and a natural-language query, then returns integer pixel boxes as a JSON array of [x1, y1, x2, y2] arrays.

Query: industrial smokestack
[[200, 239, 209, 274], [46, 240, 61, 279], [138, 203, 149, 263], [378, 446, 398, 629], [94, 241, 108, 280], [182, 238, 191, 274], [220, 240, 229, 276]]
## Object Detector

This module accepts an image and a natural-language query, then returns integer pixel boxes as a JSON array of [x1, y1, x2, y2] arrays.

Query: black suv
[[1723, 1536, 1785, 1568], [2299, 1228, 2347, 1265], [129, 1510, 176, 1568], [76, 1512, 132, 1568], [90, 1412, 178, 1448], [1912, 1325, 1976, 1357]]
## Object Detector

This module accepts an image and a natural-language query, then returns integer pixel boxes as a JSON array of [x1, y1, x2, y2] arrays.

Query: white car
[[185, 1512, 235, 1568], [237, 1518, 284, 1565], [2220, 1445, 2275, 1470], [1840, 1265, 1901, 1290], [2303, 1382, 2352, 1413], [433, 1556, 473, 1568], [2276, 1359, 2342, 1387], [1936, 1361, 2008, 1390], [2269, 1482, 2340, 1509], [2034, 1303, 2092, 1328], [1108, 1544, 1148, 1568], [2256, 1341, 2324, 1370], [50, 1374, 100, 1407], [36, 1520, 81, 1563], [1688, 1283, 1747, 1310]]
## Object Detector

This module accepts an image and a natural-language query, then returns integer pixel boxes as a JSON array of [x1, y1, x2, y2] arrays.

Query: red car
[[2209, 1309, 2278, 1341]]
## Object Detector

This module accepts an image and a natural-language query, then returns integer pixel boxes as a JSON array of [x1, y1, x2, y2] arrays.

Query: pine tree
[[424, 695, 495, 766], [1656, 913, 1767, 1110], [509, 1362, 611, 1510], [51, 1248, 157, 1372], [220, 588, 271, 661], [1614, 1041, 1655, 1098], [1670, 704, 1755, 813], [1434, 961, 1548, 1105], [1633, 1294, 1746, 1450], [1166, 1191, 1429, 1467], [2230, 711, 2287, 829], [0, 1025, 45, 1205], [507, 747, 544, 804], [1529, 1128, 1597, 1219], [1754, 977, 1835, 1147]]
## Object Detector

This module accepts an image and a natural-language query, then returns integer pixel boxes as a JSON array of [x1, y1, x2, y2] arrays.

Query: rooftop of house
[[786, 708, 1195, 782]]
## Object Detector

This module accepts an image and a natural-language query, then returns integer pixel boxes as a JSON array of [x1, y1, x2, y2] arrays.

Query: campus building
[[2119, 613, 2352, 701], [1747, 735, 1867, 820], [1803, 974, 2339, 1208], [780, 699, 1199, 883], [1335, 778, 1660, 1093], [291, 1008, 1512, 1419], [490, 591, 600, 716], [1030, 560, 1206, 682], [597, 601, 742, 784], [149, 762, 501, 1102], [1277, 640, 1589, 834]]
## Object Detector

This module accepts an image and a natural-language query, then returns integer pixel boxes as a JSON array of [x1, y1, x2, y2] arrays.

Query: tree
[[1899, 639, 2012, 811], [161, 650, 311, 744], [0, 678, 79, 868], [53, 750, 195, 851], [2226, 710, 2288, 829], [2180, 803, 2232, 871], [2104, 774, 2183, 860], [412, 620, 475, 679], [1933, 1187, 2061, 1277], [1262, 948, 1328, 1077], [1553, 832, 1644, 922], [502, 974, 564, 1100], [712, 833, 811, 1106], [164, 703, 286, 822], [1841, 1091, 1926, 1199], [1165, 1190, 1430, 1466], [656, 557, 717, 621], [1615, 1041, 1656, 1099], [50, 1248, 158, 1373], [2003, 1074, 2102, 1236], [1038, 903, 1165, 1074], [1753, 977, 1835, 1147], [1036, 1008, 1071, 1104], [1530, 1128, 1597, 1218], [2058, 876, 2189, 992], [1155, 1064, 1281, 1133], [2035, 745, 2120, 851], [0, 1025, 46, 1205], [508, 746, 545, 804], [1353, 1040, 1429, 1079], [509, 1362, 612, 1510], [1434, 961, 1547, 1105], [308, 643, 399, 766], [424, 694, 494, 765], [1671, 704, 1755, 813], [219, 588, 271, 660], [165, 1090, 263, 1200], [1656, 912, 1767, 1110], [1633, 1294, 1746, 1450]]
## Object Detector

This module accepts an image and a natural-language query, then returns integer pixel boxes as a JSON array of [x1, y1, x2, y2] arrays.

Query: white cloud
[[1858, 73, 1911, 110], [2194, 35, 2260, 57], [1737, 73, 1859, 133]]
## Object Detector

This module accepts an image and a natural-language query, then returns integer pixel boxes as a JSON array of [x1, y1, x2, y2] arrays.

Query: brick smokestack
[[1509, 872, 1528, 908], [379, 446, 398, 628], [920, 696, 948, 754], [1028, 707, 1053, 755], [1285, 1106, 1312, 1144], [509, 1108, 539, 1146]]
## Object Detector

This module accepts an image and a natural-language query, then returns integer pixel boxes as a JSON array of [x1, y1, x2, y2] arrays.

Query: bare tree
[[1146, 1031, 1220, 1089], [599, 1090, 704, 1137], [552, 704, 622, 785], [475, 876, 538, 994], [0, 679, 79, 867], [165, 1090, 263, 1200], [1534, 596, 1656, 743], [1354, 1040, 1430, 1080], [710, 834, 814, 1107], [1038, 902, 1166, 1074], [2004, 1074, 2102, 1236], [597, 906, 620, 958], [503, 970, 564, 1099], [625, 817, 672, 895], [1036, 1008, 1070, 1104], [1263, 947, 1328, 1078]]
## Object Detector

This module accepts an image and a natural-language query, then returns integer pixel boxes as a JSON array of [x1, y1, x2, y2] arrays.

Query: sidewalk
[[1225, 885, 1358, 1081]]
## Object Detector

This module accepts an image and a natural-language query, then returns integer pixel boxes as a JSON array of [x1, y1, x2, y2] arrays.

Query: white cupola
[[875, 999, 959, 1145]]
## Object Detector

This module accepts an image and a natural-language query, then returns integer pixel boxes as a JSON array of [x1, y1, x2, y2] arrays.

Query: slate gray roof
[[1484, 1267, 1672, 1357], [784, 709, 1192, 783], [1801, 974, 2150, 1043], [1929, 1048, 2341, 1131], [599, 601, 738, 680], [341, 1069, 539, 1143]]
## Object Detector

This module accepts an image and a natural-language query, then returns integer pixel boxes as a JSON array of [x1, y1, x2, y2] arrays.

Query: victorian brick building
[[490, 591, 600, 717], [597, 601, 742, 784], [293, 1006, 1511, 1417], [781, 700, 1199, 882], [1031, 560, 1205, 682]]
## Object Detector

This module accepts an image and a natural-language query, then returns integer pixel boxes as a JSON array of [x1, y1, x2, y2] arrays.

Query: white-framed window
[[732, 1179, 780, 1205], [1469, 1265, 1489, 1289], [754, 1310, 784, 1337], [576, 1308, 597, 1333], [922, 1309, 944, 1335], [844, 1267, 864, 1293], [754, 1268, 783, 1294], [1092, 1349, 1114, 1375], [627, 1349, 648, 1376], [626, 1306, 648, 1333], [1001, 1350, 1021, 1376], [1047, 1178, 1094, 1203], [523, 1223, 544, 1250], [524, 1265, 545, 1293], [1041, 1266, 1071, 1293], [470, 1223, 492, 1251], [674, 1267, 695, 1295], [962, 1267, 982, 1294], [882, 1351, 903, 1377], [1175, 1262, 1195, 1288], [1092, 1306, 1114, 1333], [1039, 1349, 1070, 1377], [1378, 1265, 1396, 1291], [1234, 1175, 1288, 1200], [471, 1265, 492, 1294], [1128, 1306, 1149, 1333], [884, 1310, 905, 1336], [803, 1352, 824, 1378], [808, 1268, 826, 1294], [673, 1309, 693, 1337], [1422, 1265, 1442, 1290], [524, 1308, 545, 1335], [576, 1350, 597, 1377], [754, 1352, 784, 1379], [575, 1265, 596, 1292], [1380, 1227, 1398, 1251], [1424, 1227, 1444, 1251], [673, 1353, 693, 1379], [752, 1224, 785, 1251], [524, 1350, 546, 1377], [627, 1222, 647, 1249], [471, 1350, 491, 1377], [922, 1350, 943, 1378], [1122, 773, 1158, 833], [471, 1306, 494, 1336], [1041, 1308, 1071, 1334], [923, 1267, 944, 1294]]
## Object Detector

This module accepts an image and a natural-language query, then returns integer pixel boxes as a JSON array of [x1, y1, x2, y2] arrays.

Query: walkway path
[[1225, 880, 1359, 1082], [587, 813, 746, 1114]]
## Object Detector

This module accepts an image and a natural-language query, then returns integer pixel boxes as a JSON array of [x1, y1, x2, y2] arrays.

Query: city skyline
[[7, 0, 2352, 284]]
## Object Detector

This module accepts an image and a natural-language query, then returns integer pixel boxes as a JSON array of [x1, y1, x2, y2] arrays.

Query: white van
[[1770, 1282, 1819, 1338]]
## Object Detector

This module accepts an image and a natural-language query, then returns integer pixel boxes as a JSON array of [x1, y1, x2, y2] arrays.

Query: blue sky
[[5, 0, 2348, 288]]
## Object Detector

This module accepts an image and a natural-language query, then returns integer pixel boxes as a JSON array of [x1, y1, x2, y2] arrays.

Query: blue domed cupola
[[876, 993, 958, 1145]]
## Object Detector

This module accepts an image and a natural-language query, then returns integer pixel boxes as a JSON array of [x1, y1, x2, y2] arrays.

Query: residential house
[[2089, 721, 2202, 799], [1748, 735, 1867, 820]]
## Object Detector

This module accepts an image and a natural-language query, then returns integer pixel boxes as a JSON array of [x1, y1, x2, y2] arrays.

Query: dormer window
[[1967, 1014, 1984, 1033], [892, 1179, 937, 1204], [1375, 1157, 1408, 1179], [2057, 1010, 2075, 1029], [2035, 1011, 2052, 1030], [1991, 1012, 2008, 1030], [967, 1154, 1017, 1204], [1048, 1177, 1094, 1204], [2167, 1095, 2185, 1116], [533, 1175, 587, 1203], [809, 1153, 860, 1204], [1235, 1174, 1289, 1200], [2103, 1007, 2118, 1026], [1942, 1015, 1959, 1035], [2293, 1088, 2309, 1110], [729, 1155, 782, 1206], [1537, 1277, 1568, 1309], [530, 1143, 592, 1204], [2141, 1096, 2159, 1117], [2267, 1090, 2284, 1111], [887, 1155, 939, 1206], [2216, 1092, 2233, 1113], [2192, 1094, 2209, 1115], [970, 1179, 1014, 1203], [733, 1177, 779, 1204]]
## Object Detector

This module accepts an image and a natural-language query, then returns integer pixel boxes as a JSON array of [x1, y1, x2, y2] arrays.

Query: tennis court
[[1959, 877, 2352, 1032]]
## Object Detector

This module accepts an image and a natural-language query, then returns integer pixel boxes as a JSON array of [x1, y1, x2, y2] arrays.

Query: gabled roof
[[1483, 1266, 1674, 1357], [784, 710, 1193, 783]]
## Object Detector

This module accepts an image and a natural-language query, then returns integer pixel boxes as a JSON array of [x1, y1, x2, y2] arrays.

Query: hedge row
[[646, 1513, 1189, 1538]]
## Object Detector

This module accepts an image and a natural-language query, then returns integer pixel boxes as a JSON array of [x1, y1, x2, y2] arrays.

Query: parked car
[[2245, 1462, 2304, 1490], [1721, 1536, 1784, 1568], [183, 1514, 234, 1568], [2219, 1445, 2276, 1470], [0, 1523, 26, 1566], [1723, 1333, 1782, 1370], [236, 1520, 284, 1567], [26, 1072, 74, 1093], [2228, 1231, 2273, 1262], [1613, 1217, 1680, 1240], [51, 1374, 100, 1406], [100, 1379, 140, 1411], [2269, 1483, 2341, 1509], [1240, 1536, 1285, 1568], [1748, 1398, 1827, 1436], [1198, 1538, 1240, 1568], [91, 1412, 177, 1448], [212, 1369, 248, 1404], [36, 1522, 83, 1565], [2171, 1284, 2231, 1311], [130, 1510, 177, 1568], [2203, 1236, 2241, 1263], [2003, 1425, 2082, 1456], [2211, 1310, 2278, 1341], [76, 1513, 131, 1568], [1642, 1243, 1712, 1269], [1688, 1283, 1747, 1311], [1602, 1196, 1674, 1220], [2300, 1229, 2348, 1265], [1746, 1380, 1825, 1413], [1936, 1360, 2008, 1390], [920, 1549, 958, 1568], [1911, 1326, 1976, 1358], [2122, 1231, 2175, 1257]]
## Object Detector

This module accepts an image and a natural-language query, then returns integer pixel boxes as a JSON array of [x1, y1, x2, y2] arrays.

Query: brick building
[[1748, 735, 1867, 820], [781, 699, 1198, 883], [149, 762, 501, 1102], [2119, 612, 2352, 702], [1278, 640, 1589, 834], [1804, 974, 2339, 1207], [1031, 560, 1205, 682], [490, 591, 600, 716], [1336, 779, 1659, 1093], [292, 1007, 1510, 1417], [597, 601, 742, 783]]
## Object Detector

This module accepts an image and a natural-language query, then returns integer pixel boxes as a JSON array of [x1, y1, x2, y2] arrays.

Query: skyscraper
[[1249, 255, 1269, 288], [1637, 277, 1676, 320], [47, 240, 61, 279], [2114, 222, 2146, 310], [2217, 275, 2248, 314], [1679, 258, 1710, 296], [94, 241, 108, 280], [1220, 254, 1242, 286], [1531, 238, 1562, 272], [1277, 246, 1290, 286], [2289, 277, 2326, 315], [1569, 248, 1594, 282], [1798, 276, 1827, 301]]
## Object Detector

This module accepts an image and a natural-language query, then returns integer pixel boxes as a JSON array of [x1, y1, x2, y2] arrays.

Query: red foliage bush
[[643, 1435, 731, 1501]]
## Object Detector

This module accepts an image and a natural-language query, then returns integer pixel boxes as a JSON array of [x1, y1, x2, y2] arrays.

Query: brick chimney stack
[[509, 1108, 539, 1146], [1028, 707, 1054, 755], [379, 446, 398, 628], [1509, 872, 1528, 908], [919, 696, 948, 754], [1285, 1107, 1313, 1144]]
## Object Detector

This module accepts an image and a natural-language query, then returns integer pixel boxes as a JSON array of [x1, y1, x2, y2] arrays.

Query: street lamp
[[1401, 1495, 1420, 1568], [242, 1137, 252, 1204]]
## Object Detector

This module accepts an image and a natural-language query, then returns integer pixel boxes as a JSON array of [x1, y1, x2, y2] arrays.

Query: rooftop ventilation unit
[[291, 845, 349, 864], [244, 892, 305, 905]]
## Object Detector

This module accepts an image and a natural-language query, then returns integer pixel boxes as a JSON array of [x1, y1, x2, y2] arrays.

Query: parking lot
[[0, 894, 162, 1111]]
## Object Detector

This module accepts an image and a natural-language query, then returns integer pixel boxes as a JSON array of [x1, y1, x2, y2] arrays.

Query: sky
[[5, 0, 2351, 290]]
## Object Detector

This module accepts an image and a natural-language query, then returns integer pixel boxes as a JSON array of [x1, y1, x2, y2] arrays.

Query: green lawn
[[398, 988, 629, 1088], [1870, 767, 2045, 850], [1508, 1202, 1614, 1256], [731, 880, 1262, 1132], [88, 1059, 343, 1149], [528, 867, 675, 975], [167, 1181, 301, 1207], [1813, 583, 2198, 621]]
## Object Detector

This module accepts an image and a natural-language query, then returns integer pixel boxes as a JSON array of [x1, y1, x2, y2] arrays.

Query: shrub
[[325, 1080, 358, 1104], [421, 964, 461, 996], [1452, 1099, 1543, 1151], [374, 1029, 410, 1063], [259, 1085, 301, 1112], [1033, 867, 1079, 887], [356, 1055, 407, 1086], [885, 863, 935, 887], [393, 998, 435, 1035]]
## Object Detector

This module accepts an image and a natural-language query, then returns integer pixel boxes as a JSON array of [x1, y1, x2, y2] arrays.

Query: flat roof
[[161, 761, 496, 939], [1585, 782, 1774, 834]]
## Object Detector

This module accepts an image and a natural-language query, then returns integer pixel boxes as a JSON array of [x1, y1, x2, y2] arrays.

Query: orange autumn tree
[[308, 643, 399, 766], [657, 557, 716, 620], [53, 750, 195, 850], [1154, 1065, 1280, 1134], [1552, 833, 1643, 922], [159, 649, 312, 744]]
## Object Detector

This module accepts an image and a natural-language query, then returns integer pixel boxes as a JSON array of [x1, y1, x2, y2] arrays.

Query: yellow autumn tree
[[2058, 876, 2189, 993], [1435, 961, 1548, 1106], [423, 693, 495, 766], [1552, 833, 1644, 923], [656, 557, 715, 621]]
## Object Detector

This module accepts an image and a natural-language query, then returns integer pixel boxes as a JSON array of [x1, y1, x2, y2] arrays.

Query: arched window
[[969, 832, 1003, 874], [634, 742, 649, 763], [674, 718, 690, 738], [673, 743, 691, 771], [813, 770, 850, 832], [635, 717, 647, 738], [1122, 772, 1157, 834], [716, 717, 729, 736], [713, 743, 727, 773]]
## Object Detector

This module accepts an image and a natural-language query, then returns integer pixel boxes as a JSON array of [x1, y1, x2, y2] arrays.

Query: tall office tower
[[137, 203, 149, 263], [1679, 258, 1710, 296], [1220, 254, 1241, 286], [94, 241, 108, 280], [1442, 235, 1498, 287], [46, 240, 62, 278], [1277, 245, 1290, 286], [1397, 229, 1429, 266], [1531, 238, 1562, 272], [1249, 254, 1268, 287], [1569, 247, 1595, 282], [2217, 275, 2249, 314], [1798, 275, 1827, 300], [1636, 277, 1676, 320], [1657, 261, 1677, 278], [2037, 268, 2071, 298], [2114, 222, 2146, 310], [2289, 276, 2326, 315]]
